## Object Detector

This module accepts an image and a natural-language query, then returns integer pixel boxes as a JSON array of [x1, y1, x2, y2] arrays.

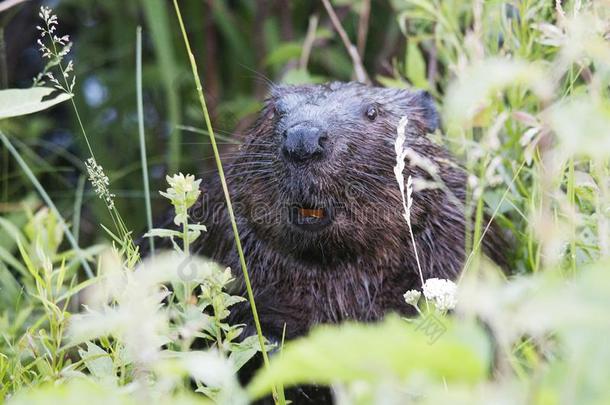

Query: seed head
[[85, 157, 115, 210]]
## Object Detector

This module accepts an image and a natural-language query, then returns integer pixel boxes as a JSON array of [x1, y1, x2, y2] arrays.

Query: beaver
[[187, 81, 507, 402]]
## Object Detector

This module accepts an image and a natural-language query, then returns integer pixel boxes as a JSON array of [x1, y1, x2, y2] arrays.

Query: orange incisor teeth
[[299, 208, 325, 219]]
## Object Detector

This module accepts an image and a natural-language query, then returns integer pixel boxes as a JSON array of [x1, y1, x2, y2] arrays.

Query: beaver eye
[[365, 105, 378, 121]]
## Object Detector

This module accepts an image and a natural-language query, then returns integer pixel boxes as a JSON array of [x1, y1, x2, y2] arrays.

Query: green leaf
[[188, 224, 207, 232], [264, 42, 302, 67], [549, 96, 610, 159], [247, 315, 490, 399], [0, 261, 21, 307], [0, 245, 27, 276], [281, 68, 325, 85], [0, 88, 71, 120], [406, 41, 428, 89], [143, 228, 181, 239], [229, 335, 263, 372], [78, 342, 116, 384]]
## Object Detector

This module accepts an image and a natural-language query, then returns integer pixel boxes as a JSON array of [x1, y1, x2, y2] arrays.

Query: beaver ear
[[410, 90, 440, 134]]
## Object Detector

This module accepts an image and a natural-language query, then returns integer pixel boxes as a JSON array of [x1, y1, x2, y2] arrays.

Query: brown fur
[[189, 82, 507, 344]]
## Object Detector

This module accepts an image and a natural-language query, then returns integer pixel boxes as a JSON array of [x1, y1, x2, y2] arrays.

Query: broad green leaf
[[281, 69, 325, 85], [247, 315, 490, 399], [78, 342, 116, 384], [406, 41, 428, 89], [0, 88, 71, 120], [264, 42, 302, 67], [0, 261, 21, 307], [229, 335, 263, 373]]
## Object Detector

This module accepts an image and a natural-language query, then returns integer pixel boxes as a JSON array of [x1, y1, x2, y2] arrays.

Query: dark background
[[0, 0, 433, 246]]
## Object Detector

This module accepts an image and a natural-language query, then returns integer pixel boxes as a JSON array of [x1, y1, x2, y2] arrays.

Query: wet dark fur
[[185, 82, 507, 403]]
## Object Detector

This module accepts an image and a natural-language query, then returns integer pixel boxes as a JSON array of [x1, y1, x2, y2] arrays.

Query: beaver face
[[231, 82, 439, 264]]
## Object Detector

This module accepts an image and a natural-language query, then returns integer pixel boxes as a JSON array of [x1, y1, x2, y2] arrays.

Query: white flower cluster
[[85, 157, 115, 210], [403, 289, 421, 307], [34, 6, 75, 93], [422, 278, 458, 312], [404, 278, 458, 313]]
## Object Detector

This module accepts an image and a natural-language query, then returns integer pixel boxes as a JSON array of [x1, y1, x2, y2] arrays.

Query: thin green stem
[[567, 157, 576, 273], [46, 19, 94, 158], [72, 174, 86, 245], [136, 26, 155, 256], [459, 160, 526, 284], [172, 1, 277, 402], [0, 131, 94, 278]]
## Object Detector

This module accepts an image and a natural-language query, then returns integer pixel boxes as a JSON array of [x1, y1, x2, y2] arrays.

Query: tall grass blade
[[72, 174, 86, 245], [136, 26, 155, 256], [171, 1, 278, 402], [141, 0, 182, 172]]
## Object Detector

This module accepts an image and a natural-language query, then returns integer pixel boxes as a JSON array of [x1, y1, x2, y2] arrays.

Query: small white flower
[[160, 173, 202, 226], [403, 289, 421, 307], [422, 278, 458, 312]]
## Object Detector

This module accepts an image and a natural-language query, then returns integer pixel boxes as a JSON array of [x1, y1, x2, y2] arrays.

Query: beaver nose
[[282, 125, 328, 162]]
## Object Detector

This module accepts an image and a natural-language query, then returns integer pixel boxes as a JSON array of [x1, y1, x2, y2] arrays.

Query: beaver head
[[228, 82, 449, 266]]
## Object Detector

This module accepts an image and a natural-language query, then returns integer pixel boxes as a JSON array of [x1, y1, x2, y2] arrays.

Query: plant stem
[[567, 157, 576, 273], [136, 26, 155, 256], [172, 2, 277, 401], [72, 174, 86, 245], [0, 131, 94, 278], [321, 0, 370, 84], [459, 160, 526, 283]]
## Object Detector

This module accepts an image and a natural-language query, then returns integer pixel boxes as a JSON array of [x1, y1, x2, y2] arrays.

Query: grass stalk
[[0, 131, 94, 279], [72, 174, 86, 245], [567, 157, 576, 273], [459, 160, 526, 283], [136, 26, 155, 256], [171, 1, 278, 402]]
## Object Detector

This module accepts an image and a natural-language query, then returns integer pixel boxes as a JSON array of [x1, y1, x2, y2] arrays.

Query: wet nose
[[282, 124, 328, 162]]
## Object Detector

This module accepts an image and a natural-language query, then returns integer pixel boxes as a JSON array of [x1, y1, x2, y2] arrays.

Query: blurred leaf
[[0, 245, 26, 276], [7, 379, 126, 405], [549, 96, 610, 159], [281, 69, 324, 85], [0, 261, 21, 307], [78, 342, 116, 384], [444, 59, 553, 127], [264, 42, 302, 67], [375, 75, 408, 89], [406, 41, 428, 89], [0, 88, 71, 120], [248, 315, 490, 399]]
